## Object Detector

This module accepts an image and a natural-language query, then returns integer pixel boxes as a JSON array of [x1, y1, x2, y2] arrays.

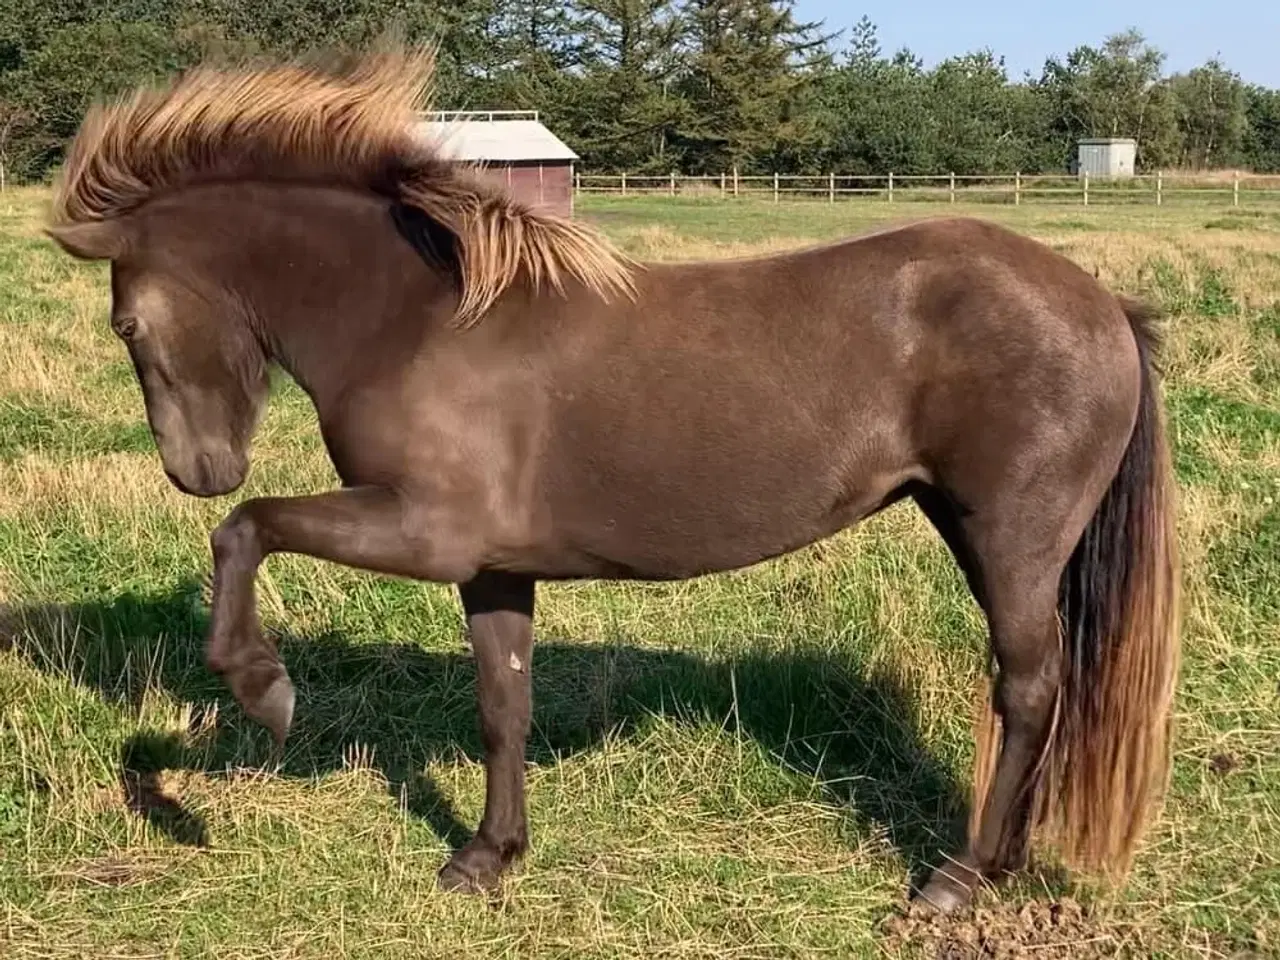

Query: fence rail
[[574, 171, 1280, 207]]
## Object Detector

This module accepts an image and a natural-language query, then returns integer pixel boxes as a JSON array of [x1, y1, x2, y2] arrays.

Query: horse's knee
[[994, 653, 1061, 726]]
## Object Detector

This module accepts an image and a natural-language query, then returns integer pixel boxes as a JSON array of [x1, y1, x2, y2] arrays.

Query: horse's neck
[[236, 189, 446, 407]]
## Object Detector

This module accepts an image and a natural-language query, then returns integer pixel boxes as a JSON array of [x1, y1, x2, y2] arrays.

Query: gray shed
[[415, 110, 579, 216], [1075, 138, 1137, 178]]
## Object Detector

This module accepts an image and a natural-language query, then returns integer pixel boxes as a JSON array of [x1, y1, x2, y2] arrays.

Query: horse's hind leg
[[912, 489, 1081, 913]]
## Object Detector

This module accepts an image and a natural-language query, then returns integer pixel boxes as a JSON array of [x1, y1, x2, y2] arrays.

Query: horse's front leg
[[205, 486, 481, 745], [437, 570, 535, 894], [206, 487, 534, 892]]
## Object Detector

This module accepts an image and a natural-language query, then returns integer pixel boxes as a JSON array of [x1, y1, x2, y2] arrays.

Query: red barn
[[416, 110, 578, 217]]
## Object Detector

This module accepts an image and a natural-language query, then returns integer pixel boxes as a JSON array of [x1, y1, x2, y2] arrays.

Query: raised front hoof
[[911, 863, 982, 915], [239, 670, 296, 747]]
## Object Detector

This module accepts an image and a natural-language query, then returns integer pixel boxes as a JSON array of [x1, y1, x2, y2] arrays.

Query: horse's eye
[[112, 315, 138, 339]]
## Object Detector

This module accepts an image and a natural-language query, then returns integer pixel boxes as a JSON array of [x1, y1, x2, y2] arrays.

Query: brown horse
[[45, 47, 1180, 913]]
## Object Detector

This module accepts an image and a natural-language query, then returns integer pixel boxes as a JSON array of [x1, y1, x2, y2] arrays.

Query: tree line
[[3, 0, 1279, 185]]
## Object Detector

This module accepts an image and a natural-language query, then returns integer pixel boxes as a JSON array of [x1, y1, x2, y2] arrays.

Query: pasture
[[1, 186, 1277, 958]]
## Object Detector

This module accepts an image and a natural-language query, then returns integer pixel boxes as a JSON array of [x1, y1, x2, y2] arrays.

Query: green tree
[[474, 0, 589, 124], [0, 0, 191, 181], [927, 51, 1028, 174], [182, 0, 498, 102], [490, 0, 587, 70], [1037, 29, 1181, 170], [1242, 86, 1280, 172], [819, 42, 933, 174], [1002, 80, 1062, 173], [1170, 59, 1248, 168], [845, 14, 878, 67], [0, 0, 178, 71], [4, 18, 201, 180], [3, 0, 1279, 183], [673, 0, 834, 174], [561, 0, 690, 172]]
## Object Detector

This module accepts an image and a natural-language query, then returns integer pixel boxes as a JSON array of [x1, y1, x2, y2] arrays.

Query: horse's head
[[43, 47, 636, 499], [48, 216, 269, 497]]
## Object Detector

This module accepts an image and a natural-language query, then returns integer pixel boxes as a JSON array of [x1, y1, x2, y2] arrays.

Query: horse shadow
[[1, 582, 972, 890]]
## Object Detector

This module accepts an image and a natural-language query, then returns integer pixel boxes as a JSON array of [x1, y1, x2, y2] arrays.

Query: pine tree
[[673, 0, 834, 174], [480, 0, 589, 114], [563, 0, 689, 171]]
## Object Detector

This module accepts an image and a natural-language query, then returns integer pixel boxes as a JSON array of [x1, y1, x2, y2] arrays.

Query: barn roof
[[415, 110, 579, 163]]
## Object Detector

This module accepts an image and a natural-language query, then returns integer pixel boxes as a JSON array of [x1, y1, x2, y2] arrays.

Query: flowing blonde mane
[[49, 45, 638, 327]]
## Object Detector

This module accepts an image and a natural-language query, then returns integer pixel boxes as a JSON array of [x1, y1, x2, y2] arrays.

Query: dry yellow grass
[[622, 224, 818, 261]]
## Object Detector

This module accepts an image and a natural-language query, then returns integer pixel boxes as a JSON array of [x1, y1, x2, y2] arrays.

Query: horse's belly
[[533, 455, 918, 581]]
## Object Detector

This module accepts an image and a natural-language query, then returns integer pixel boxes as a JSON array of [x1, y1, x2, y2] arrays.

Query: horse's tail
[[972, 294, 1181, 879], [1046, 295, 1182, 875]]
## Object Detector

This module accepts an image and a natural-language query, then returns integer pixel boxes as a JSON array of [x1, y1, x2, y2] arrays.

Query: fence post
[[949, 172, 956, 204], [670, 171, 676, 197], [733, 165, 739, 198], [773, 172, 779, 204], [574, 171, 581, 197], [1156, 171, 1163, 206], [1082, 171, 1089, 207], [1015, 171, 1021, 206], [1233, 171, 1240, 208], [888, 171, 895, 203], [621, 172, 627, 197], [721, 172, 726, 198], [829, 172, 835, 203]]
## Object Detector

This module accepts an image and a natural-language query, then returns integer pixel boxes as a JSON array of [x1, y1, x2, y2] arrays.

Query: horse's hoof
[[437, 837, 517, 897], [912, 865, 979, 915], [437, 857, 498, 895], [245, 672, 295, 747]]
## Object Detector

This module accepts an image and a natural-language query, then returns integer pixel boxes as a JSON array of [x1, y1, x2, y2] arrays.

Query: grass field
[[1, 187, 1278, 958]]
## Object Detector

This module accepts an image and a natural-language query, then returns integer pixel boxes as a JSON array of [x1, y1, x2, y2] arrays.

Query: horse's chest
[[316, 406, 414, 488]]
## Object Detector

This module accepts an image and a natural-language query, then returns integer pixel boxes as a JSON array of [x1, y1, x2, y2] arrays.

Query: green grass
[[2, 187, 1279, 958]]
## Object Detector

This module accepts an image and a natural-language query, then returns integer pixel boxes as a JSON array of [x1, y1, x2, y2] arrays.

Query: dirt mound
[[882, 897, 1117, 959]]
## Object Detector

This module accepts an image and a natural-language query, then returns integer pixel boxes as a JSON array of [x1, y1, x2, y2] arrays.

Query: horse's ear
[[45, 220, 128, 260]]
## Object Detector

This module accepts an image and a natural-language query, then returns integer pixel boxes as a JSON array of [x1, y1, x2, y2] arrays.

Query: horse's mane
[[49, 44, 638, 327]]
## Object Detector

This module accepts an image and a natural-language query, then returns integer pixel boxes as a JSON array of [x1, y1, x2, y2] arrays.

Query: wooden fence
[[574, 170, 1280, 207]]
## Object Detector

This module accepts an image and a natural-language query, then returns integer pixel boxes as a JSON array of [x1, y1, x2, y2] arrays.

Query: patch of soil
[[1209, 752, 1241, 776], [882, 897, 1119, 959]]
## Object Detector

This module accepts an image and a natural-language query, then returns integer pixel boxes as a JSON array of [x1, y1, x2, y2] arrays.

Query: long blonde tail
[[970, 295, 1181, 878]]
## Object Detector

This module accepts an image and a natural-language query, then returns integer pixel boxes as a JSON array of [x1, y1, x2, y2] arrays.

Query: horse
[[44, 46, 1180, 914]]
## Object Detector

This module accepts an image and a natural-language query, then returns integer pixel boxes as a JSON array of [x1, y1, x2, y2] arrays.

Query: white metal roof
[[414, 111, 578, 163]]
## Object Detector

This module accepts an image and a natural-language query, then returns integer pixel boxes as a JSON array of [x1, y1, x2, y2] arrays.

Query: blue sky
[[793, 1, 1280, 88]]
